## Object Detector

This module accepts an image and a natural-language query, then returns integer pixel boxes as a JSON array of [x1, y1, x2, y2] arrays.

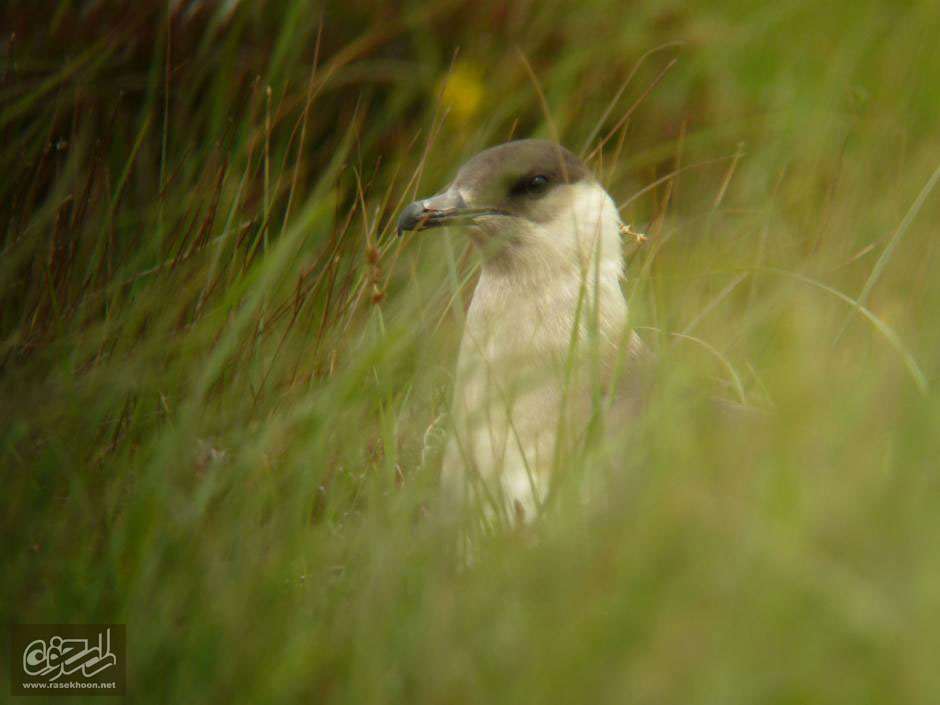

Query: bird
[[398, 139, 647, 524]]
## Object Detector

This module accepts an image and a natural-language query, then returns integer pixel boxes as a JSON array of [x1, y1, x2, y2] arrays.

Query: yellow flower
[[439, 63, 484, 125]]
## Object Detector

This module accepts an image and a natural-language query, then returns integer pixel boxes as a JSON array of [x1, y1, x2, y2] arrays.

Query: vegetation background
[[3, 0, 939, 702]]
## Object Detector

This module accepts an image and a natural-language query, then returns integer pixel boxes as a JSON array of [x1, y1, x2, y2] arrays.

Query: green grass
[[3, 1, 940, 702]]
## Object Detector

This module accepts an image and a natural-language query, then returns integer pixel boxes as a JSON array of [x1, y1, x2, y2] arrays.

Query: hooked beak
[[397, 187, 507, 236]]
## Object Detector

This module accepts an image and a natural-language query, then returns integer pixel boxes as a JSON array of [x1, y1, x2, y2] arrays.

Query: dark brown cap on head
[[453, 139, 590, 192]]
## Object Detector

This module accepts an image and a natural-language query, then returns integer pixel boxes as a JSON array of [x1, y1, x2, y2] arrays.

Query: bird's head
[[398, 139, 623, 277]]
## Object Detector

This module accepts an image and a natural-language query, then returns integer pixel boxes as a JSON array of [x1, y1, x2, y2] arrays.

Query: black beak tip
[[397, 201, 425, 236]]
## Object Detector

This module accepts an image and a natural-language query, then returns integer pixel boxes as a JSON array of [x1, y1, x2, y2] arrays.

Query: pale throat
[[476, 183, 624, 292], [467, 207, 626, 355]]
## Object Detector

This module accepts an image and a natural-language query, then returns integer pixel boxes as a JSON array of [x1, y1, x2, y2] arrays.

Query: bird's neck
[[477, 230, 624, 293], [467, 186, 628, 353], [469, 251, 627, 353]]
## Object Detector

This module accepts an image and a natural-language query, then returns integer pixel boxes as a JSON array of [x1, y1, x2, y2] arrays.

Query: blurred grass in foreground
[[3, 0, 940, 702]]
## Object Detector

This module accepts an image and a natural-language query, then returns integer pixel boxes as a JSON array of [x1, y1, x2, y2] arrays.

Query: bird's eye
[[511, 174, 550, 198], [528, 175, 549, 192]]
